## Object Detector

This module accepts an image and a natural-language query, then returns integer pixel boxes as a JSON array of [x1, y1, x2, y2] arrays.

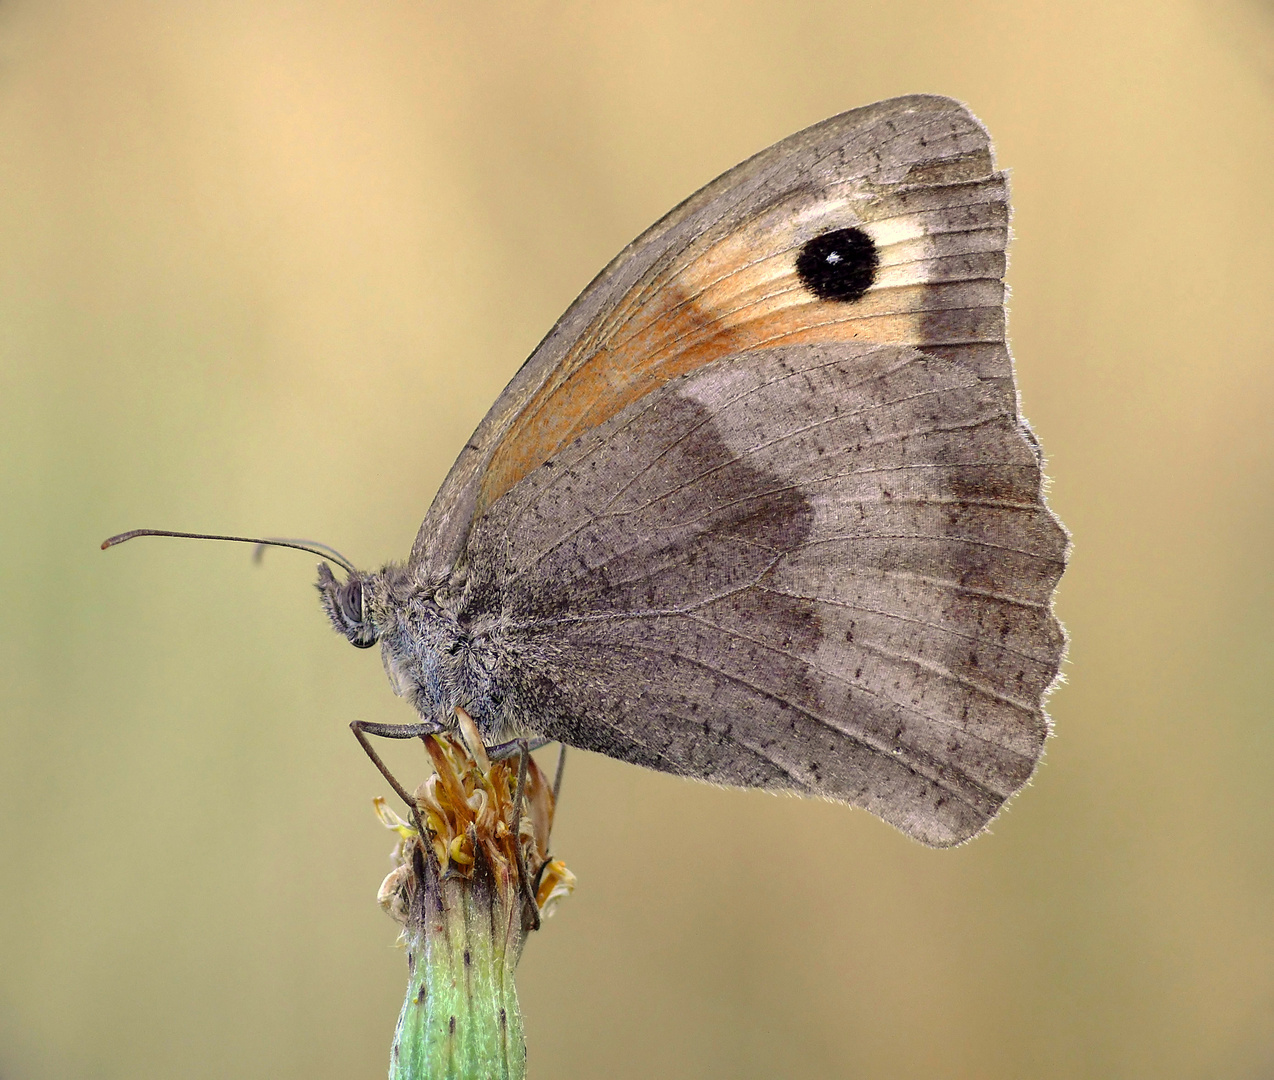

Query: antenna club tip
[[100, 539, 110, 550]]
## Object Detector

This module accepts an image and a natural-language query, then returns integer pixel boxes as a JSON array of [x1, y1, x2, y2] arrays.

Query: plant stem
[[374, 726, 575, 1079], [390, 846, 527, 1080]]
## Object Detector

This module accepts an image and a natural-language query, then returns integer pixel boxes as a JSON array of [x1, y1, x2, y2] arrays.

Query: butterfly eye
[[338, 579, 364, 625], [795, 227, 878, 302], [316, 564, 378, 648]]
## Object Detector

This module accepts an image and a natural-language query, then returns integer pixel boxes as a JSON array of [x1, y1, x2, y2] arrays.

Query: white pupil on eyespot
[[825, 251, 842, 264]]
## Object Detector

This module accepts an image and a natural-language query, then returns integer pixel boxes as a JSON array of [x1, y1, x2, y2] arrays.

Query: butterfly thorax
[[359, 563, 527, 743]]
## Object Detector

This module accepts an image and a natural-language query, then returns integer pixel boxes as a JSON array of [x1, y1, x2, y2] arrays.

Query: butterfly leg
[[509, 740, 541, 932], [551, 744, 567, 808], [349, 719, 443, 839], [489, 738, 567, 811], [527, 744, 569, 906], [486, 736, 552, 760], [500, 740, 569, 924]]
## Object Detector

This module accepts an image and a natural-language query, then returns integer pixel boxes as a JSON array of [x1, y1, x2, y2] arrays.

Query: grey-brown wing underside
[[411, 95, 1011, 583], [463, 343, 1067, 846]]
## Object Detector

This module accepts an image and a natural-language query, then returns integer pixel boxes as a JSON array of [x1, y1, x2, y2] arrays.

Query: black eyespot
[[795, 227, 878, 302]]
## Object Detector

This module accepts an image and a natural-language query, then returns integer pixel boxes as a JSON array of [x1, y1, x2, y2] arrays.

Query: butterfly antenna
[[248, 537, 354, 568], [101, 529, 359, 575]]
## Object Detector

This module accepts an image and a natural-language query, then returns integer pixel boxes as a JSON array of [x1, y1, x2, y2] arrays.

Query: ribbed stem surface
[[390, 851, 527, 1080]]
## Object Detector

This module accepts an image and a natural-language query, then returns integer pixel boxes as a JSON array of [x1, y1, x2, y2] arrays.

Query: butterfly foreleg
[[349, 719, 445, 838]]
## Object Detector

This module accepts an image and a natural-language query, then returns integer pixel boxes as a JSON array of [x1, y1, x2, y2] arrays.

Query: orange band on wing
[[477, 187, 1007, 516]]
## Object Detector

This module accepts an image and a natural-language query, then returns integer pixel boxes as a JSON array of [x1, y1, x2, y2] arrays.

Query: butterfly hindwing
[[462, 342, 1066, 846]]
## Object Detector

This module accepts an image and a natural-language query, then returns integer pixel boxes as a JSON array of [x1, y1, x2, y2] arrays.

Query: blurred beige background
[[2, 1, 1272, 1077]]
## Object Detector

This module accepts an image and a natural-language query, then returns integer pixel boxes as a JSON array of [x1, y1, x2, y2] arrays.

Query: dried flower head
[[374, 707, 575, 931]]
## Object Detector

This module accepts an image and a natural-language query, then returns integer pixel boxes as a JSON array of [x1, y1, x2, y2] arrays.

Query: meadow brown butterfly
[[109, 95, 1067, 847]]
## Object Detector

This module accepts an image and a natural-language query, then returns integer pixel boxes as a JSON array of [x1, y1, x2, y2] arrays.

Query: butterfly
[[113, 95, 1067, 848]]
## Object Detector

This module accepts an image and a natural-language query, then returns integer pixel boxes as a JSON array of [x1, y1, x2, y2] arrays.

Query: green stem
[[389, 847, 529, 1080]]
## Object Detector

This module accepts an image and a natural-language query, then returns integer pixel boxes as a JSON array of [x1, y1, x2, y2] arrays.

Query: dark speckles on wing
[[460, 341, 1066, 848], [485, 389, 816, 624]]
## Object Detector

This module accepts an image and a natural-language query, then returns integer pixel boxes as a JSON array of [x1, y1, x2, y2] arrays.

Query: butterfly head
[[317, 561, 380, 649]]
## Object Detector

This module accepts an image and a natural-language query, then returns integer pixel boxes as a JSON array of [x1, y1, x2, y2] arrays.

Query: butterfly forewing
[[410, 95, 1015, 579], [472, 111, 1010, 519]]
